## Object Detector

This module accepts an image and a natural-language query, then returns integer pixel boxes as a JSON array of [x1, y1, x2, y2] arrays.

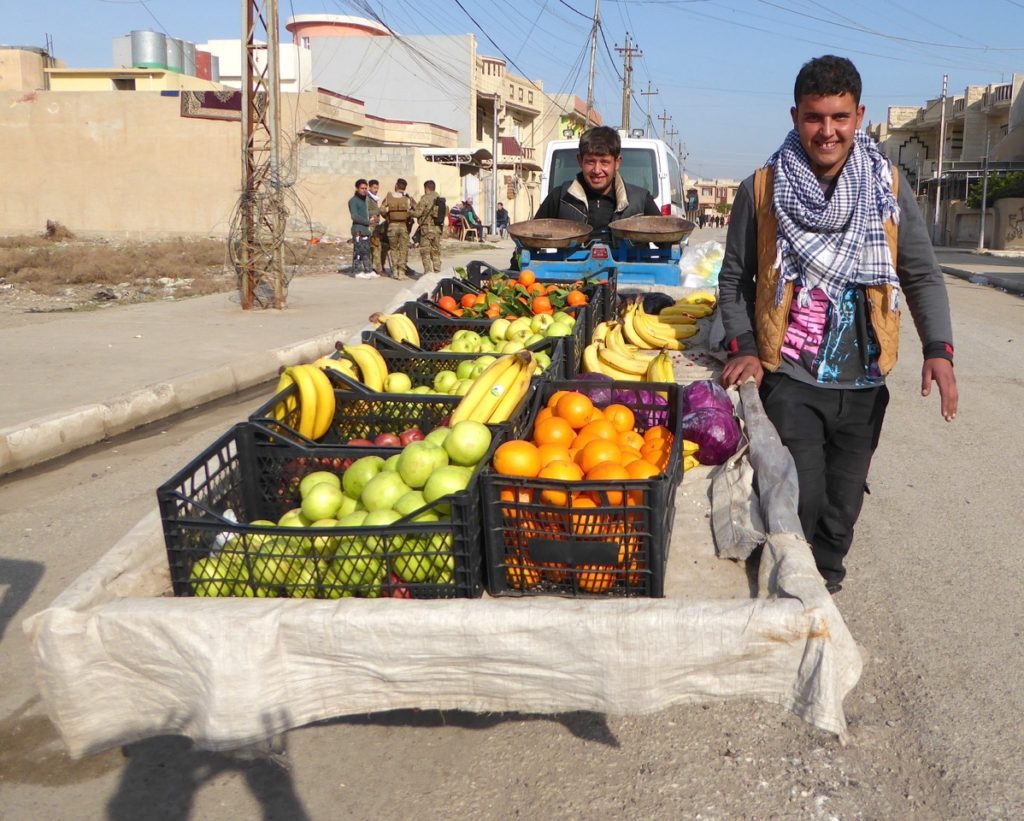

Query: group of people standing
[[347, 178, 447, 280], [697, 213, 728, 229]]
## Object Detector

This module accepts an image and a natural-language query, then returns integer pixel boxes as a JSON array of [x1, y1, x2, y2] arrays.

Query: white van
[[539, 136, 684, 217]]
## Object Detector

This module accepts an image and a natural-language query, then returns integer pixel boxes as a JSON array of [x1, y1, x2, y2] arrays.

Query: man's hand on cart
[[720, 355, 763, 388]]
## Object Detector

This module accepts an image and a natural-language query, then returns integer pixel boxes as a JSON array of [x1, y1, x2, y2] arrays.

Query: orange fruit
[[554, 392, 595, 429], [569, 495, 601, 535], [533, 416, 576, 448], [460, 293, 476, 309], [577, 565, 617, 594], [625, 459, 661, 479], [578, 418, 618, 443], [534, 406, 555, 425], [437, 295, 458, 313], [505, 549, 540, 589], [640, 442, 670, 471], [602, 404, 636, 434], [538, 460, 584, 506], [546, 390, 572, 409], [486, 303, 501, 318], [499, 485, 535, 504], [567, 290, 587, 307], [618, 447, 644, 465], [585, 462, 630, 505], [536, 444, 572, 468], [576, 438, 622, 474], [643, 425, 674, 444], [618, 430, 646, 451], [493, 440, 542, 478], [531, 296, 553, 315], [585, 406, 605, 424], [518, 270, 536, 288]]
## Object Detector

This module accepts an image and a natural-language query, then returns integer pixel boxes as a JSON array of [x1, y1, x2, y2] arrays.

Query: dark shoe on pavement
[[825, 580, 843, 595]]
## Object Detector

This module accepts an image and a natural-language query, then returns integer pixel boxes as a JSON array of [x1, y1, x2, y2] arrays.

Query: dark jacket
[[348, 193, 371, 238], [534, 172, 659, 243]]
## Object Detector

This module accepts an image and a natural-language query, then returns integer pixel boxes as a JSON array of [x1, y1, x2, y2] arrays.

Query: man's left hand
[[922, 357, 958, 422]]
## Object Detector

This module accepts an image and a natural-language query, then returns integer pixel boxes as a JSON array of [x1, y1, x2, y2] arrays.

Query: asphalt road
[[1, 272, 1022, 819]]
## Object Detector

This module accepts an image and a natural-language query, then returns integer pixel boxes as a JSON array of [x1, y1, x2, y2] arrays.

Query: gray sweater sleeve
[[716, 170, 954, 360]]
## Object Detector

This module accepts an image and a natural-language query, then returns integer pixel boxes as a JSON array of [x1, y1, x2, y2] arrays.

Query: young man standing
[[367, 179, 385, 277], [718, 55, 958, 594], [347, 178, 373, 277], [533, 125, 660, 244], [379, 178, 417, 280]]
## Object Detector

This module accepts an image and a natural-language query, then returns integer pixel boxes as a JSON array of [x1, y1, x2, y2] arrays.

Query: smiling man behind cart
[[533, 126, 660, 244]]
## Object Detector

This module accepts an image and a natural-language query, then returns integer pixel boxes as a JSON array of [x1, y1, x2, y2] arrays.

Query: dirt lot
[[0, 225, 489, 314]]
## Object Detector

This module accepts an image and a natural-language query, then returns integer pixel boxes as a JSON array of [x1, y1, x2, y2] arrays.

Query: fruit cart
[[509, 216, 695, 287], [23, 276, 862, 759]]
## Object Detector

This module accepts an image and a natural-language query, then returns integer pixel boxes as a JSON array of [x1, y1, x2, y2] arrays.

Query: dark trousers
[[759, 373, 889, 584]]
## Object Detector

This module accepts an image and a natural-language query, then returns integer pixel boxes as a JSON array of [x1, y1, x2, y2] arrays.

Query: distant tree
[[715, 203, 732, 215], [967, 171, 1024, 209]]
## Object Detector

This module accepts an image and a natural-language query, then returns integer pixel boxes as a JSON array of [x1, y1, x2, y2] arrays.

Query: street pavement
[[0, 236, 1020, 476]]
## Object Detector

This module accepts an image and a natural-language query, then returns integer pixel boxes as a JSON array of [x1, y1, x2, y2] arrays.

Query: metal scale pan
[[507, 218, 590, 249], [609, 215, 696, 244]]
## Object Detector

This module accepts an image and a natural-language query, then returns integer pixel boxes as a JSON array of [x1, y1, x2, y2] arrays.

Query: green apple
[[392, 549, 433, 584], [425, 440, 450, 470], [433, 369, 458, 393], [501, 340, 525, 354], [342, 455, 385, 499], [489, 318, 511, 343], [470, 355, 497, 378], [423, 465, 473, 515], [477, 337, 496, 353], [250, 555, 292, 590], [456, 359, 475, 380], [298, 471, 341, 499], [507, 317, 532, 339], [384, 372, 413, 393], [545, 321, 573, 338], [507, 328, 533, 345], [394, 490, 428, 516], [383, 453, 401, 472], [309, 519, 340, 557], [335, 494, 361, 518], [524, 333, 545, 348], [244, 520, 278, 552], [287, 558, 321, 598], [190, 554, 245, 597], [411, 385, 433, 394], [552, 311, 576, 327], [530, 313, 555, 334], [534, 351, 552, 372], [397, 441, 437, 489], [301, 482, 345, 522], [453, 379, 474, 396], [278, 508, 311, 528], [425, 427, 450, 447], [444, 420, 492, 467], [360, 470, 411, 512]]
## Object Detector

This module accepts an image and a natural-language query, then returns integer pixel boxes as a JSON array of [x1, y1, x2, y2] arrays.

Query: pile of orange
[[493, 390, 675, 505]]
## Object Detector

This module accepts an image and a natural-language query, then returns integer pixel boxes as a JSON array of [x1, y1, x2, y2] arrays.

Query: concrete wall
[[949, 203, 995, 248], [995, 197, 1024, 249], [309, 34, 474, 144], [0, 90, 461, 239]]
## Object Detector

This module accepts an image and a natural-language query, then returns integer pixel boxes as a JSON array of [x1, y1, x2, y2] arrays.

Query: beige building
[[684, 175, 740, 219]]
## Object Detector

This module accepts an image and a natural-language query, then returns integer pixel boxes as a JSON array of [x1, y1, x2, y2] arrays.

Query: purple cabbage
[[680, 407, 741, 465], [612, 388, 670, 429], [573, 372, 614, 407], [681, 380, 733, 416]]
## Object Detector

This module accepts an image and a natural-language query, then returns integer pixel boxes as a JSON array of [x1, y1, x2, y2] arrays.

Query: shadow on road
[[0, 557, 44, 642], [324, 707, 621, 747]]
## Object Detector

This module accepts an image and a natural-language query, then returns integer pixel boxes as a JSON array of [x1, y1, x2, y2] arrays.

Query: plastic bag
[[679, 240, 724, 288]]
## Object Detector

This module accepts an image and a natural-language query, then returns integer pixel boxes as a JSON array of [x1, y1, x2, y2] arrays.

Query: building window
[[301, 36, 310, 49], [510, 83, 514, 97], [528, 91, 533, 104], [518, 88, 523, 101], [476, 107, 486, 141]]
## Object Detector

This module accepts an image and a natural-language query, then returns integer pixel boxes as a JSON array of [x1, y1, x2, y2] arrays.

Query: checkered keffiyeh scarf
[[767, 129, 900, 309]]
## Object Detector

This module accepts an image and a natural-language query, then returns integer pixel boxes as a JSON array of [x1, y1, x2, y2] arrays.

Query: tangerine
[[602, 403, 636, 434], [554, 392, 595, 429], [576, 438, 622, 474], [518, 270, 536, 287], [531, 296, 553, 315], [566, 289, 587, 307], [460, 293, 476, 309], [533, 416, 576, 448], [493, 440, 542, 478]]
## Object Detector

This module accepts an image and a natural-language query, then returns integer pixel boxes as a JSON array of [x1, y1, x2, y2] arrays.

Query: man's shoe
[[825, 580, 843, 595]]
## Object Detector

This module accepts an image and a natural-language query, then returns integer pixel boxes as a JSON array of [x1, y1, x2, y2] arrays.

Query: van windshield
[[549, 148, 660, 198]]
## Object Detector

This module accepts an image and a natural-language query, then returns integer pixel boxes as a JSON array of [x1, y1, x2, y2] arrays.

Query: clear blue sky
[[7, 0, 1024, 180]]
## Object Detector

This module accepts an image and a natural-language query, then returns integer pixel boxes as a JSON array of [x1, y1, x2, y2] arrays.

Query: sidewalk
[[935, 247, 1024, 297], [0, 243, 515, 476]]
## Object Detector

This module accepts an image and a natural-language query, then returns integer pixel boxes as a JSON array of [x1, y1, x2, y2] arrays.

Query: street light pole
[[978, 131, 991, 252], [932, 73, 948, 245]]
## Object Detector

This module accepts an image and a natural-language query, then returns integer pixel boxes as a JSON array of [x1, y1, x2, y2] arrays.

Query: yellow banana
[[342, 344, 388, 392], [315, 356, 360, 383], [597, 343, 650, 376], [284, 365, 318, 439], [467, 354, 528, 424], [633, 305, 688, 350], [372, 312, 421, 348], [678, 291, 716, 306], [621, 305, 651, 348], [582, 343, 606, 376], [591, 321, 612, 344], [488, 355, 537, 423], [606, 323, 655, 358], [585, 343, 642, 381], [655, 309, 698, 324], [664, 303, 713, 319], [449, 354, 519, 425], [272, 370, 297, 421], [302, 363, 336, 440], [683, 454, 700, 471], [637, 303, 699, 339], [682, 439, 700, 456], [644, 351, 675, 383]]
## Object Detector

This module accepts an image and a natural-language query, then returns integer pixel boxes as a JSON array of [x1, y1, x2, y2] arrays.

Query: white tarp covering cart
[[23, 290, 862, 759]]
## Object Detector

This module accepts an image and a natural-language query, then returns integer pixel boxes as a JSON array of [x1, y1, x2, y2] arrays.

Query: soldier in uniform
[[367, 179, 386, 277], [413, 180, 444, 274], [379, 178, 417, 279]]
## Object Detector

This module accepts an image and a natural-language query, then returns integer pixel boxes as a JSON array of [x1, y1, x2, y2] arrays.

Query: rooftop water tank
[[182, 41, 196, 76], [131, 30, 167, 70], [165, 37, 184, 74]]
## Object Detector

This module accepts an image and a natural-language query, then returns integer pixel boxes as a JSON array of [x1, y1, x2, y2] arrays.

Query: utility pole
[[615, 34, 641, 132], [667, 125, 679, 156], [585, 0, 600, 123], [641, 81, 657, 137], [978, 130, 991, 251], [239, 0, 286, 309], [657, 109, 671, 141], [491, 94, 500, 240], [932, 73, 948, 246]]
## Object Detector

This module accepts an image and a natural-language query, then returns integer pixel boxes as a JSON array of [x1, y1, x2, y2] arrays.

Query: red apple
[[347, 438, 374, 447], [399, 427, 425, 446], [374, 432, 402, 447]]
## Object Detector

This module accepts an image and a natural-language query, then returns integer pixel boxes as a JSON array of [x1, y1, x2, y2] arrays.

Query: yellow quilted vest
[[753, 167, 902, 375]]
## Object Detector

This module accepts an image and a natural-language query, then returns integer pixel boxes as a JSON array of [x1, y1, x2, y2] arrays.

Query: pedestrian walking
[[717, 54, 958, 594], [379, 178, 417, 279], [348, 178, 373, 277]]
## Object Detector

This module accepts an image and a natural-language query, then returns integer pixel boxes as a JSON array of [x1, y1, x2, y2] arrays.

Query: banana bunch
[[449, 351, 537, 425], [682, 439, 700, 471], [583, 321, 675, 382], [272, 363, 336, 440], [621, 301, 699, 351], [369, 311, 420, 348], [339, 343, 390, 392]]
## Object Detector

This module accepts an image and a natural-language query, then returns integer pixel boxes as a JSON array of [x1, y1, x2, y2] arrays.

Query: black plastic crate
[[157, 423, 492, 600], [385, 296, 589, 380], [481, 380, 685, 598], [249, 380, 467, 446], [369, 332, 565, 385]]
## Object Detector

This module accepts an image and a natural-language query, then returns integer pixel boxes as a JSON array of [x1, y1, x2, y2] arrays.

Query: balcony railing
[[953, 98, 965, 115], [984, 84, 1012, 107]]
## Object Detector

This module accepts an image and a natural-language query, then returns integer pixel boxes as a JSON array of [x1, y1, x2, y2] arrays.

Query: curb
[[941, 265, 1024, 297], [0, 272, 447, 478]]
